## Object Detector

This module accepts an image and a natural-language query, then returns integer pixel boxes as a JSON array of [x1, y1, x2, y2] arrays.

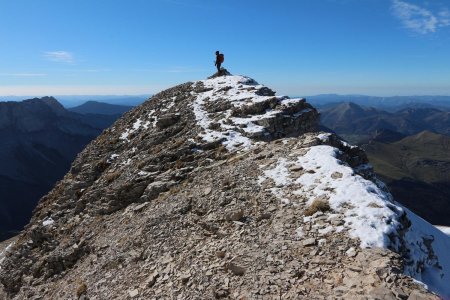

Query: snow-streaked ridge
[[261, 144, 401, 248], [260, 139, 450, 297], [192, 75, 307, 150], [117, 74, 314, 152], [116, 74, 312, 152]]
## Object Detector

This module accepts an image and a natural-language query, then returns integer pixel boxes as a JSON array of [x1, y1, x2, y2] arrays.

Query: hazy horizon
[[2, 92, 450, 101]]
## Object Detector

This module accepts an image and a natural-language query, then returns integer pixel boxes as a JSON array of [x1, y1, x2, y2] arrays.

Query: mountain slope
[[0, 75, 448, 299], [308, 94, 450, 111], [320, 102, 450, 143], [68, 101, 133, 115], [0, 97, 123, 240], [319, 102, 383, 131], [363, 131, 450, 226]]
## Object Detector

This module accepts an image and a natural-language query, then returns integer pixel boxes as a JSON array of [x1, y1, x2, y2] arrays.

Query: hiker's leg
[[217, 63, 221, 72]]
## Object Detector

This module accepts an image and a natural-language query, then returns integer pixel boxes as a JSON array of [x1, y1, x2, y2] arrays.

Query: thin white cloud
[[0, 73, 46, 77], [391, 0, 450, 34], [438, 9, 450, 26], [43, 51, 75, 63]]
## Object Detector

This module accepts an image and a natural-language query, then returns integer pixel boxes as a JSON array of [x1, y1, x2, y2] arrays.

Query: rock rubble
[[0, 72, 444, 299]]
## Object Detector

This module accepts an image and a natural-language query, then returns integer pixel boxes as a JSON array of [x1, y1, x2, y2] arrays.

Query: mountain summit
[[0, 74, 449, 299]]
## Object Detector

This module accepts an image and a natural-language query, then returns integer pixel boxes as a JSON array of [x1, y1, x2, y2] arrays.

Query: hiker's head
[[215, 51, 219, 55]]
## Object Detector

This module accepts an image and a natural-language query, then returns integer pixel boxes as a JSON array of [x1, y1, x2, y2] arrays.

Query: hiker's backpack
[[218, 53, 224, 63]]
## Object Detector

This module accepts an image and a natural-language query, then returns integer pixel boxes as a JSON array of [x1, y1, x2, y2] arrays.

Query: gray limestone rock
[[303, 238, 316, 247], [156, 113, 180, 129], [0, 72, 442, 300]]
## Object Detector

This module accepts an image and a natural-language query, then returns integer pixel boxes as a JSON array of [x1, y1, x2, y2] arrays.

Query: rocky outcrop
[[0, 74, 447, 299]]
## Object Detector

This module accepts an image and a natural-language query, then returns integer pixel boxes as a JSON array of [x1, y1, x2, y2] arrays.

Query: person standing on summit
[[215, 51, 224, 73]]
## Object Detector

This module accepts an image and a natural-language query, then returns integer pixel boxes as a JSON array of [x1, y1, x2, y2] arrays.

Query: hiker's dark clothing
[[215, 54, 221, 73]]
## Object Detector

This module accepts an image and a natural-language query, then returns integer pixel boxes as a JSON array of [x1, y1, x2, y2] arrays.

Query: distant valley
[[364, 131, 450, 226], [318, 100, 450, 226], [319, 101, 450, 144], [0, 97, 134, 240]]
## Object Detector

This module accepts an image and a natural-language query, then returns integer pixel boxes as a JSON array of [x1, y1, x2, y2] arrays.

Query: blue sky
[[1, 0, 450, 97]]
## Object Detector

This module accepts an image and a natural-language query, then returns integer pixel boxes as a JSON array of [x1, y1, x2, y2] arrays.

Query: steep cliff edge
[[0, 97, 121, 241], [0, 74, 448, 299]]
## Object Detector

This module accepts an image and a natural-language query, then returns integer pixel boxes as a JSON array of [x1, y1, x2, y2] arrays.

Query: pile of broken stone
[[0, 73, 444, 300]]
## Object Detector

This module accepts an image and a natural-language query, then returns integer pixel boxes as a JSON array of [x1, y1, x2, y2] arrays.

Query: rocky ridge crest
[[0, 73, 448, 299]]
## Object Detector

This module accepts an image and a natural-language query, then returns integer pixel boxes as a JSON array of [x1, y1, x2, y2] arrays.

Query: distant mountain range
[[308, 94, 450, 111], [318, 100, 450, 226], [0, 95, 148, 108], [4, 94, 449, 110], [319, 102, 450, 144], [68, 101, 133, 115], [0, 97, 134, 240]]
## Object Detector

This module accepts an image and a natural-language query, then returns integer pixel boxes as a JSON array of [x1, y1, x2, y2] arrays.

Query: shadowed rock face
[[0, 97, 122, 241], [0, 97, 68, 131], [0, 75, 445, 299]]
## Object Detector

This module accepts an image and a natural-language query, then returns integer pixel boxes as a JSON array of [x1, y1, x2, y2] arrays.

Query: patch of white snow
[[435, 226, 450, 237], [42, 218, 55, 227], [294, 145, 400, 248], [403, 209, 450, 297], [191, 75, 304, 151], [263, 159, 291, 187], [0, 242, 14, 268]]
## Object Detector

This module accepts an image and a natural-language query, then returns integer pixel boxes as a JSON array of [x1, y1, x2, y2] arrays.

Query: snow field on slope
[[403, 209, 450, 297], [260, 143, 450, 297], [262, 145, 401, 249]]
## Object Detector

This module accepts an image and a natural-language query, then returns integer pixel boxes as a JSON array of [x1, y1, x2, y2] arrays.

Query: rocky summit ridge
[[1, 72, 449, 299]]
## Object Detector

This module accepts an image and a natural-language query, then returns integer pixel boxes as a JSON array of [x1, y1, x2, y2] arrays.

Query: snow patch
[[317, 133, 331, 142], [42, 217, 55, 227], [263, 159, 291, 187], [161, 101, 175, 112], [435, 226, 450, 237], [120, 111, 156, 142], [259, 141, 450, 297], [294, 146, 400, 248], [403, 210, 450, 297], [191, 75, 305, 151], [257, 176, 266, 185], [0, 242, 14, 269], [295, 227, 304, 238]]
